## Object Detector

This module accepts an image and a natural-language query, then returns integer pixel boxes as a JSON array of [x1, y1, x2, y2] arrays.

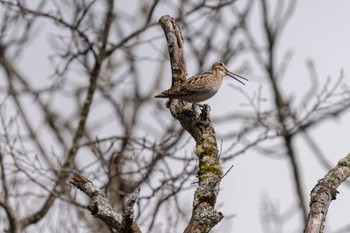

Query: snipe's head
[[212, 62, 248, 85]]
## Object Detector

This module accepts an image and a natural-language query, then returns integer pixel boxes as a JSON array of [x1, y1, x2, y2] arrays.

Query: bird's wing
[[162, 71, 212, 97], [183, 71, 213, 90]]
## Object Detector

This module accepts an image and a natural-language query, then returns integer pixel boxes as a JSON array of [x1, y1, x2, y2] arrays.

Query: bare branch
[[70, 173, 141, 233], [158, 15, 223, 233], [305, 154, 350, 233]]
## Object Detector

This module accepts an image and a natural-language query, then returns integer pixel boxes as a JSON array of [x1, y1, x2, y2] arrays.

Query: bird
[[154, 62, 247, 103]]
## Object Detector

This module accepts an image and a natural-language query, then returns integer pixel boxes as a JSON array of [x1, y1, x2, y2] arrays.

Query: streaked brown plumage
[[155, 62, 247, 103]]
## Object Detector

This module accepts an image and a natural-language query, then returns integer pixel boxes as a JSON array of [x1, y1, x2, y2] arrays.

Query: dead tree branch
[[159, 15, 223, 233], [304, 154, 350, 233], [70, 173, 141, 233]]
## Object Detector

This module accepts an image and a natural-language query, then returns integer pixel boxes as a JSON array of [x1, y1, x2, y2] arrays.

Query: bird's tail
[[154, 93, 168, 98]]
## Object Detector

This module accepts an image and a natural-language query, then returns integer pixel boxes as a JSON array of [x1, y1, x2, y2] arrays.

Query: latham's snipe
[[155, 62, 247, 103]]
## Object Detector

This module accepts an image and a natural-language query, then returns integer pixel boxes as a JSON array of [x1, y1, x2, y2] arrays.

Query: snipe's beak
[[226, 70, 248, 85]]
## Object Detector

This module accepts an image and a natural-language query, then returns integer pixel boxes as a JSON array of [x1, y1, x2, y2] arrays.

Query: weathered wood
[[304, 154, 350, 233], [159, 15, 224, 233], [70, 173, 141, 233]]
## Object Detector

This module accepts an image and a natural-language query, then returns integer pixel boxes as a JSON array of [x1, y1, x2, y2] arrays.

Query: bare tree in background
[[1, 0, 350, 233]]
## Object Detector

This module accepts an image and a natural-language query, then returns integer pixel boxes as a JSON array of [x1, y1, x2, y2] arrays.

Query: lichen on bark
[[159, 15, 224, 233]]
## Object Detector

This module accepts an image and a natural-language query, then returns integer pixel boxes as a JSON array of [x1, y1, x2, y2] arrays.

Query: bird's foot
[[191, 103, 209, 111], [200, 104, 210, 112], [199, 104, 211, 119]]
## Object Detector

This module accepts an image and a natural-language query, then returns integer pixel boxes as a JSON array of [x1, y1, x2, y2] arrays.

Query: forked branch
[[70, 173, 141, 233]]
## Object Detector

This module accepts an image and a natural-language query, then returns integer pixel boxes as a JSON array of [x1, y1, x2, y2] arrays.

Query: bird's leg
[[191, 103, 198, 111], [197, 103, 209, 111], [206, 104, 211, 112], [198, 103, 205, 109], [192, 103, 204, 110], [203, 104, 211, 112], [200, 104, 211, 120], [191, 103, 206, 113]]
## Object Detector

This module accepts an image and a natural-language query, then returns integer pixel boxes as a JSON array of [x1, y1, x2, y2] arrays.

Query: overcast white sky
[[218, 1, 350, 232], [2, 1, 350, 232]]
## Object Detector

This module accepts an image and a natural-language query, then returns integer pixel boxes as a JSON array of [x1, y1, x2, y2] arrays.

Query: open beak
[[226, 70, 248, 85]]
